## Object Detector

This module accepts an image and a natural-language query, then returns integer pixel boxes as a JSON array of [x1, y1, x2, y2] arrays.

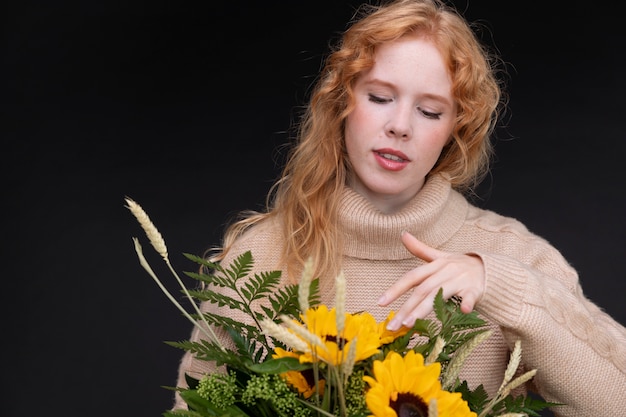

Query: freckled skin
[[344, 35, 456, 215]]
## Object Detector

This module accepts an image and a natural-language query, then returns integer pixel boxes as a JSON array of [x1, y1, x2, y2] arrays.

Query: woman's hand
[[378, 231, 486, 330]]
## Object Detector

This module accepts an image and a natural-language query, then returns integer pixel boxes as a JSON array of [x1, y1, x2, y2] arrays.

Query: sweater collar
[[338, 174, 468, 260]]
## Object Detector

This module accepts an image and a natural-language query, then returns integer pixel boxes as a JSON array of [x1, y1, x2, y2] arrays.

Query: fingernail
[[377, 294, 387, 305], [386, 318, 400, 331]]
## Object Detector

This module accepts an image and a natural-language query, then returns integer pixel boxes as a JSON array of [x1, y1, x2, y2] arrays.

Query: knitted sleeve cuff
[[471, 251, 541, 328]]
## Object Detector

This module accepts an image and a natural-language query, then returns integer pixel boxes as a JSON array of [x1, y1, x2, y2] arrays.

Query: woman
[[175, 0, 626, 414]]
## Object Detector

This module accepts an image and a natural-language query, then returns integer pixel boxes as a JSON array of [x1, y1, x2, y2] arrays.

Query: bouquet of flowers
[[126, 198, 558, 417]]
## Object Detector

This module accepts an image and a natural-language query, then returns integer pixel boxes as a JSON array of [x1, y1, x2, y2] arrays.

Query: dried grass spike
[[298, 257, 314, 313], [501, 369, 537, 398], [442, 330, 492, 390], [280, 314, 327, 352], [498, 340, 522, 394], [335, 270, 346, 333], [260, 318, 310, 353], [125, 197, 168, 260], [342, 336, 357, 380], [428, 398, 438, 417], [425, 336, 445, 365]]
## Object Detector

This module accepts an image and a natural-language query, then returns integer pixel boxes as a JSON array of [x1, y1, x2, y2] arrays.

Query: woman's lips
[[373, 148, 410, 171]]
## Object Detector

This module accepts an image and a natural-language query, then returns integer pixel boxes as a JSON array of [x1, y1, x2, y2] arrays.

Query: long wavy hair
[[212, 0, 503, 281]]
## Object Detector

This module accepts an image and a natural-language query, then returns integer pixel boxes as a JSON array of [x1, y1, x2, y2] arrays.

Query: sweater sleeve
[[475, 248, 626, 416]]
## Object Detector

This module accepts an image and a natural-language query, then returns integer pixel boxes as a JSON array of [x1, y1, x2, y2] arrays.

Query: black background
[[2, 1, 625, 416]]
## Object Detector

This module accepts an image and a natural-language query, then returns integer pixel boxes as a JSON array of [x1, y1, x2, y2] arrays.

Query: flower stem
[[132, 238, 224, 350], [164, 257, 226, 352]]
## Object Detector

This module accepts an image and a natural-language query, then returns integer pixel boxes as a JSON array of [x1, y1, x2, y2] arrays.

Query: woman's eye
[[419, 107, 442, 120], [368, 94, 390, 104]]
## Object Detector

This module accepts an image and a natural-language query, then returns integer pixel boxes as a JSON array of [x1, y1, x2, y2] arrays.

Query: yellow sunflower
[[296, 305, 382, 366], [378, 311, 411, 344], [363, 350, 476, 417], [272, 347, 325, 398]]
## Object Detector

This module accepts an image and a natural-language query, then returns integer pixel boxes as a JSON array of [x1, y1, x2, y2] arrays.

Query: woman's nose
[[385, 105, 413, 139]]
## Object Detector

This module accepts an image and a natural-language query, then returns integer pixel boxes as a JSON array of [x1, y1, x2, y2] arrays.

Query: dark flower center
[[302, 368, 318, 388], [391, 393, 428, 417], [324, 335, 348, 349]]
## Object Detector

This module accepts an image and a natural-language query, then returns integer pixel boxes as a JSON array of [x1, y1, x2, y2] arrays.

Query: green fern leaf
[[182, 252, 225, 273], [241, 270, 282, 303], [493, 394, 562, 417], [184, 270, 234, 288], [227, 328, 266, 365], [186, 289, 246, 311], [184, 270, 225, 286], [240, 287, 252, 301], [259, 305, 275, 320], [225, 251, 254, 281], [164, 339, 247, 369], [254, 345, 265, 364], [306, 277, 322, 308], [456, 381, 490, 413], [267, 284, 300, 319], [198, 312, 258, 336]]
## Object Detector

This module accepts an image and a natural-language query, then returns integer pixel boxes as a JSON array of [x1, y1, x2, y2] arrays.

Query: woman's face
[[344, 35, 456, 213]]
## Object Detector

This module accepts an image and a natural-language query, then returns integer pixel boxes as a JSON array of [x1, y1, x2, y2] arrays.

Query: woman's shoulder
[[234, 216, 283, 244], [464, 202, 533, 236], [462, 201, 578, 280], [464, 200, 575, 263], [462, 201, 561, 251], [223, 216, 285, 271]]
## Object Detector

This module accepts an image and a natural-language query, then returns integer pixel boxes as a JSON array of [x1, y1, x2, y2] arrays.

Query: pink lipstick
[[373, 148, 410, 171]]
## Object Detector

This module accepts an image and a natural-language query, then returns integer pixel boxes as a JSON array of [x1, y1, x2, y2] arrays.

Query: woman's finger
[[401, 231, 443, 262]]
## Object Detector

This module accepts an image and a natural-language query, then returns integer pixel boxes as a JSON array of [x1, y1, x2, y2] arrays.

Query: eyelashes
[[368, 94, 390, 104], [418, 108, 442, 120], [368, 94, 442, 120]]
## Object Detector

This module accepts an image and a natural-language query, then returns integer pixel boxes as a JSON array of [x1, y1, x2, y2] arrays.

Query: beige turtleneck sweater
[[175, 174, 626, 416]]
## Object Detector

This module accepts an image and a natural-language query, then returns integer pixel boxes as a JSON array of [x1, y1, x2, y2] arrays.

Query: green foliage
[[163, 388, 249, 417], [172, 251, 322, 416], [394, 289, 488, 368], [157, 252, 554, 417], [181, 250, 319, 355], [456, 381, 490, 413], [433, 291, 489, 359], [382, 289, 556, 417], [165, 338, 251, 370], [488, 393, 562, 417], [129, 198, 559, 417], [246, 356, 311, 374]]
